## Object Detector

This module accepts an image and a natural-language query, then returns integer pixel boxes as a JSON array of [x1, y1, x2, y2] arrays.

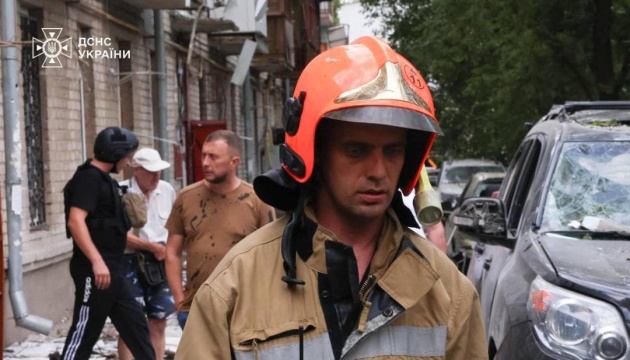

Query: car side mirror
[[452, 197, 513, 248], [441, 200, 455, 213]]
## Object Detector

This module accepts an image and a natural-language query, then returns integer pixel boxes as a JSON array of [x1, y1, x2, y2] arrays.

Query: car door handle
[[483, 258, 492, 270]]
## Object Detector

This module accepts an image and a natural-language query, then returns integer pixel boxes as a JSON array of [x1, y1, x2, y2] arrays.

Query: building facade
[[0, 0, 327, 345]]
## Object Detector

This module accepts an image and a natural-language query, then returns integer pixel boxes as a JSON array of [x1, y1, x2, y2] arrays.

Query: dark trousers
[[61, 263, 155, 360]]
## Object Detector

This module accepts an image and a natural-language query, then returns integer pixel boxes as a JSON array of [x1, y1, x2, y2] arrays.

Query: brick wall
[[0, 0, 284, 345]]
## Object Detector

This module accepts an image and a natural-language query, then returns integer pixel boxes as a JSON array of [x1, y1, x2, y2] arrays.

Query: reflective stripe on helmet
[[334, 62, 431, 113]]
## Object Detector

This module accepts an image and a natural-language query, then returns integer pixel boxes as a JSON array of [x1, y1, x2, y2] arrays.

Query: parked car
[[426, 166, 440, 187], [437, 159, 505, 217], [445, 171, 505, 273], [425, 157, 440, 187], [453, 101, 630, 360]]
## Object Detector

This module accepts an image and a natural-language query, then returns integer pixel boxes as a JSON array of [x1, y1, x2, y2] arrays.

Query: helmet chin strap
[[280, 187, 308, 287]]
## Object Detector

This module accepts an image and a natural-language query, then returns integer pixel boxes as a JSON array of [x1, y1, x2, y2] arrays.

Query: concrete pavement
[[3, 316, 181, 359]]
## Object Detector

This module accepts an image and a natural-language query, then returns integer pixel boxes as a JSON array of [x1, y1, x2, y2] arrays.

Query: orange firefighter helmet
[[280, 36, 442, 195]]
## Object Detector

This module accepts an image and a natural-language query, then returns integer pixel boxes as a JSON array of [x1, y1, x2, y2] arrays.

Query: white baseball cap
[[131, 148, 171, 172]]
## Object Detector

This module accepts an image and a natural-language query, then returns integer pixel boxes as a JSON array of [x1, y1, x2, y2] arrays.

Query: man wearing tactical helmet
[[62, 127, 155, 360], [176, 36, 486, 359]]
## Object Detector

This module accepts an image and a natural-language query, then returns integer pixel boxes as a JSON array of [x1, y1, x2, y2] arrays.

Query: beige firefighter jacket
[[176, 207, 488, 360]]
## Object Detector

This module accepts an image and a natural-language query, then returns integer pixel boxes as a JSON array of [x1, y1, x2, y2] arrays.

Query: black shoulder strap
[[107, 175, 131, 232]]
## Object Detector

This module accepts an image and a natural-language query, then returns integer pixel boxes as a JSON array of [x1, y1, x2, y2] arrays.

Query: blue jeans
[[177, 311, 189, 330]]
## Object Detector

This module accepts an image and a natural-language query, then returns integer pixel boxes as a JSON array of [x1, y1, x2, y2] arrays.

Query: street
[[3, 316, 181, 359]]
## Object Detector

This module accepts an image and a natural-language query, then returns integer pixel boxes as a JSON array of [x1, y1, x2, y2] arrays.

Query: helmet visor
[[324, 106, 443, 135]]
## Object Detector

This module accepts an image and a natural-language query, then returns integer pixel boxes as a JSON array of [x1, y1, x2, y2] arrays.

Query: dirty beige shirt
[[165, 180, 275, 310]]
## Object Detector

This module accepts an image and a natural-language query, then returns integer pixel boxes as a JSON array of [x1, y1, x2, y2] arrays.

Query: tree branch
[[613, 50, 630, 97]]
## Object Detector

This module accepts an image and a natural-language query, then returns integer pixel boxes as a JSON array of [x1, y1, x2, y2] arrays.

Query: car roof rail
[[541, 101, 630, 122], [563, 101, 630, 114]]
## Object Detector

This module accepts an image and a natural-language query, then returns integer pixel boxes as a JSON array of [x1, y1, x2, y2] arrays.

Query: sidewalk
[[3, 316, 182, 359]]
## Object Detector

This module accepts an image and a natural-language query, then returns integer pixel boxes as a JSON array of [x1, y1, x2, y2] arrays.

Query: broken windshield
[[541, 141, 630, 231]]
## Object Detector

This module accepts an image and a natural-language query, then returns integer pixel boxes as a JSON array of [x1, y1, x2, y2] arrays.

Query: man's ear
[[231, 156, 241, 167]]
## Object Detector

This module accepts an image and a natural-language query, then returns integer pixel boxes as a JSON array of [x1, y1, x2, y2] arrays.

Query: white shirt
[[119, 178, 176, 251]]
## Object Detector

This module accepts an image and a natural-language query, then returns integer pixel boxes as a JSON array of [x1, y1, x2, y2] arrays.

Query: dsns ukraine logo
[[32, 28, 72, 68]]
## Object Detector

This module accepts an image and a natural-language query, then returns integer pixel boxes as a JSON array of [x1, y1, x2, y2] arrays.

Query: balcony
[[170, 12, 238, 33], [251, 15, 294, 73], [118, 0, 207, 9], [207, 0, 269, 56]]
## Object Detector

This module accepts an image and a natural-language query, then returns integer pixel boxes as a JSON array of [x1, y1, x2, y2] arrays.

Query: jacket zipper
[[358, 274, 377, 301], [357, 275, 377, 332], [343, 274, 405, 359]]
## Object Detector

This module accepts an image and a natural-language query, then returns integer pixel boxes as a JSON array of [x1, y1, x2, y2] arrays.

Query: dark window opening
[[21, 11, 46, 229]]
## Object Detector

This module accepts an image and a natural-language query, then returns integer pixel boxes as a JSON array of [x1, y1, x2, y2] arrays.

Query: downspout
[[1, 0, 53, 335], [79, 76, 87, 162], [243, 72, 254, 181], [154, 10, 169, 180]]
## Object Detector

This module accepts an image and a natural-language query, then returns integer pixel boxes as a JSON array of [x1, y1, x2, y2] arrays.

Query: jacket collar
[[301, 204, 439, 310]]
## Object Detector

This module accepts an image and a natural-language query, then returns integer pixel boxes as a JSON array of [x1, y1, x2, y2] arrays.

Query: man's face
[[317, 121, 407, 222], [201, 139, 237, 184], [133, 166, 161, 193], [114, 152, 134, 174]]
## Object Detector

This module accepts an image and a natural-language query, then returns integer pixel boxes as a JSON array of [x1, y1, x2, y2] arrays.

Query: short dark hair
[[205, 129, 242, 157]]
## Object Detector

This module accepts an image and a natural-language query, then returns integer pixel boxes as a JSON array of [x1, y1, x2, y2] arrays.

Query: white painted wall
[[338, 0, 383, 43]]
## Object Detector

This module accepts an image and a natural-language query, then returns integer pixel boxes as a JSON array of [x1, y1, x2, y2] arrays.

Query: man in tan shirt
[[165, 130, 276, 329]]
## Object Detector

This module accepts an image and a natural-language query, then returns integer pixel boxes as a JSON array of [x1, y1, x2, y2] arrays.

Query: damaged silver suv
[[453, 101, 630, 360]]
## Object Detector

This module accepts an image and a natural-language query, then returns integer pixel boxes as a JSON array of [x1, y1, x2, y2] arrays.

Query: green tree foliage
[[333, 0, 342, 25], [360, 0, 630, 164]]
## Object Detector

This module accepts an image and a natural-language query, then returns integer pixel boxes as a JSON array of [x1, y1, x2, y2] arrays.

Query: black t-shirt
[[64, 160, 128, 267]]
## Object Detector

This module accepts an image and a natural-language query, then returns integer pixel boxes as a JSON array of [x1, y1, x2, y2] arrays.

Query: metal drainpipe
[[154, 10, 169, 180], [243, 72, 255, 181], [1, 0, 53, 335], [79, 76, 87, 162]]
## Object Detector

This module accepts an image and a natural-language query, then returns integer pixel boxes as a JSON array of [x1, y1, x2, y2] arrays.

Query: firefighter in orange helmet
[[176, 36, 487, 360]]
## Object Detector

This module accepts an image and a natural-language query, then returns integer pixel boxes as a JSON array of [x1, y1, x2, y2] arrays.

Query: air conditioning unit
[[221, 0, 267, 37], [328, 24, 349, 48]]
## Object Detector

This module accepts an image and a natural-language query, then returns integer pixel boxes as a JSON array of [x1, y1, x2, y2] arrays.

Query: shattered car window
[[542, 141, 630, 230]]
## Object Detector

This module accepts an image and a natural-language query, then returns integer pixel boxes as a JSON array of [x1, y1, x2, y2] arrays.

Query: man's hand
[[166, 233, 185, 311], [152, 242, 166, 261], [425, 221, 447, 254], [92, 259, 111, 290], [174, 293, 185, 311]]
